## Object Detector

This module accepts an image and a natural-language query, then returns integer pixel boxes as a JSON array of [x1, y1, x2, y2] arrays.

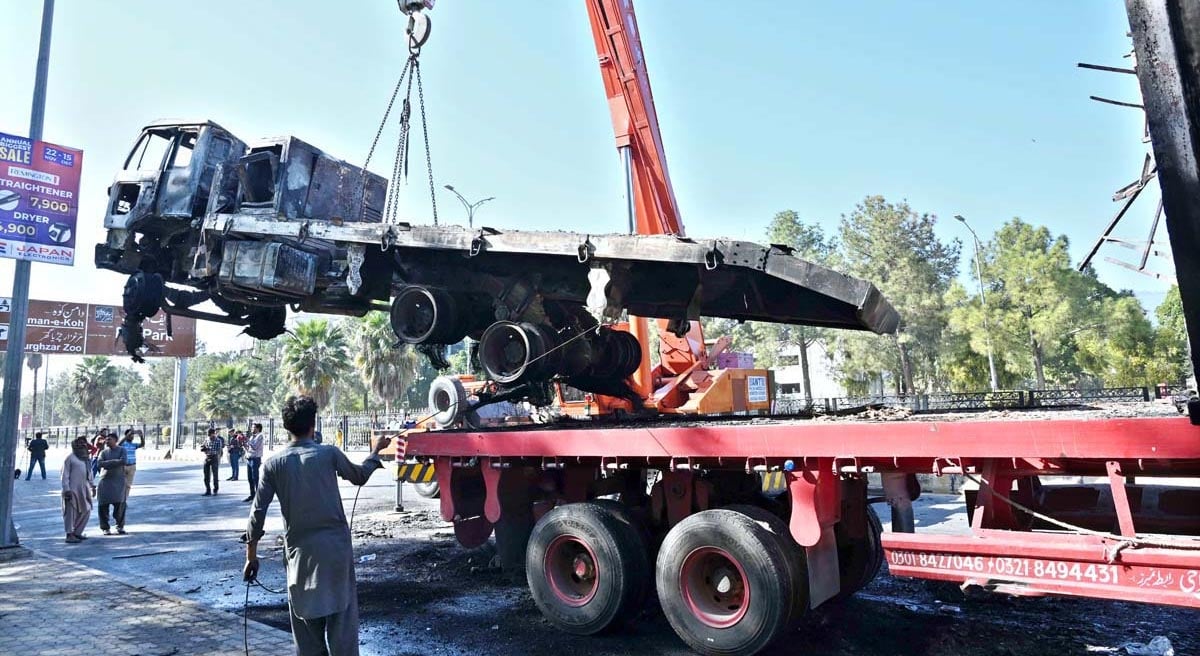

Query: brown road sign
[[84, 304, 197, 358], [0, 297, 196, 357]]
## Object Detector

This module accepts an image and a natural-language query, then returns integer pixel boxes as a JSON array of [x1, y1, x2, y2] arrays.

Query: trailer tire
[[527, 502, 650, 635], [592, 498, 654, 612], [657, 509, 794, 656], [723, 505, 808, 627], [834, 505, 884, 599], [428, 376, 469, 428], [413, 481, 441, 499]]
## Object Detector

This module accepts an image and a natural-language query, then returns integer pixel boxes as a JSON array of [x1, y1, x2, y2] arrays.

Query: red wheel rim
[[544, 534, 599, 607], [679, 546, 751, 628]]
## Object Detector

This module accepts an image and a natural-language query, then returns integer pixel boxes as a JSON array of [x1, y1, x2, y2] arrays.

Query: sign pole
[[169, 358, 187, 456], [0, 0, 54, 548]]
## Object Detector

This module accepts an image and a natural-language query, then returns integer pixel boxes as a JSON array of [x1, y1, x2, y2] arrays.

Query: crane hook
[[398, 0, 433, 51]]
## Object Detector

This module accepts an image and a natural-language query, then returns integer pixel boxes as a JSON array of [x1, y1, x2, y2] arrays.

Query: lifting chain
[[359, 7, 439, 226]]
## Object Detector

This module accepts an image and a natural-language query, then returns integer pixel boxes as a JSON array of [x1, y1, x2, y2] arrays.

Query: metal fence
[[1028, 386, 1150, 407], [21, 410, 416, 453], [774, 386, 1148, 415], [20, 422, 174, 450]]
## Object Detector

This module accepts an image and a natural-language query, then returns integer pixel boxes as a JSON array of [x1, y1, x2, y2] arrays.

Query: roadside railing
[[774, 386, 1152, 415], [21, 410, 417, 454]]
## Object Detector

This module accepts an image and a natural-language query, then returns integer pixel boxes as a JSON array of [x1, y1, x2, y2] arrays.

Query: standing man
[[227, 430, 245, 481], [244, 397, 391, 656], [120, 429, 145, 499], [243, 423, 265, 503], [96, 435, 128, 535], [61, 436, 95, 543], [25, 431, 49, 480], [200, 428, 225, 496]]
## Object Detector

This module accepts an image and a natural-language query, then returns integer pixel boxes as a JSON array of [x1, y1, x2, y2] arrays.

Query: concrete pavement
[[0, 549, 296, 655], [0, 453, 405, 655]]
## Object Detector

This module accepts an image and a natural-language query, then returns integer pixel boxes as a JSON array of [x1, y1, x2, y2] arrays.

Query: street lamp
[[954, 215, 1000, 392], [443, 184, 494, 229]]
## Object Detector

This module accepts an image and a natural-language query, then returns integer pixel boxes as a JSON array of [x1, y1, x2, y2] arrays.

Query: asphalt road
[[11, 456, 1198, 656], [10, 453, 417, 618]]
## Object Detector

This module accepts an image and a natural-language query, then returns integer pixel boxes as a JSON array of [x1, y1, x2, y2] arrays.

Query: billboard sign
[[0, 131, 83, 266], [0, 298, 196, 357]]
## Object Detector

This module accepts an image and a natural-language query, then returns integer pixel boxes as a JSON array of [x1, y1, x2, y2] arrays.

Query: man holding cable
[[244, 396, 391, 656]]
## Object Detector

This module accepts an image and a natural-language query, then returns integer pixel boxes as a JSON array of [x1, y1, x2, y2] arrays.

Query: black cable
[[243, 580, 251, 656]]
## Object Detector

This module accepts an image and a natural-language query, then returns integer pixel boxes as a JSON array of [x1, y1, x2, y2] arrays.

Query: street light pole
[[0, 0, 55, 548], [955, 215, 1000, 392], [443, 184, 494, 229]]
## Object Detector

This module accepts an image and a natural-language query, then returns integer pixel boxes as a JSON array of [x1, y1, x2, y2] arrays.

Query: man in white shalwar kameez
[[244, 396, 391, 656], [61, 436, 95, 543]]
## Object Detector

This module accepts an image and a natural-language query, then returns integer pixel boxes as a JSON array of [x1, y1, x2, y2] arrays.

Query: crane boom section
[[586, 0, 684, 236]]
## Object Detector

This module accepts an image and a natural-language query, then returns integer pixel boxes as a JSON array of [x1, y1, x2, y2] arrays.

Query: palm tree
[[282, 319, 351, 408], [71, 356, 120, 422], [354, 312, 419, 413], [199, 362, 262, 419]]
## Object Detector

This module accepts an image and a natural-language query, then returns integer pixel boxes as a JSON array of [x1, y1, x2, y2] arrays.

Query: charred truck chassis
[[94, 121, 897, 395]]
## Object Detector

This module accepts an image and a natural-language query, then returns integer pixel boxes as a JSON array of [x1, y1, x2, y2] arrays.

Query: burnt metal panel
[[217, 241, 317, 296], [1127, 0, 1200, 381], [203, 215, 900, 334]]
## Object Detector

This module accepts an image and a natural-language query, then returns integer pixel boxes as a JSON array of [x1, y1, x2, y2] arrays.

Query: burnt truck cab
[[94, 119, 391, 354], [97, 120, 244, 278]]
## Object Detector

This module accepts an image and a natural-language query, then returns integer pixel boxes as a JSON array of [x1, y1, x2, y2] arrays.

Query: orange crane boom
[[585, 0, 719, 407]]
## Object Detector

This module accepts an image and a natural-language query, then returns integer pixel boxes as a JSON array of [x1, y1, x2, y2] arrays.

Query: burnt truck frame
[[95, 121, 898, 401]]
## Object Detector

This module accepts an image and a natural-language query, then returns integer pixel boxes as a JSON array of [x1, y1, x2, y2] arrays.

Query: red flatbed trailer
[[394, 0, 1200, 653], [401, 410, 1200, 655]]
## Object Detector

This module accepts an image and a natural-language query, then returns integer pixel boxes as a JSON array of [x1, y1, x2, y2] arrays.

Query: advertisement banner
[[0, 131, 83, 266]]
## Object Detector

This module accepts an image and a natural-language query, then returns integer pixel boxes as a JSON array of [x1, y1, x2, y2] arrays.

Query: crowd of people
[[199, 423, 265, 501], [25, 421, 273, 542], [19, 399, 390, 655], [53, 428, 144, 541]]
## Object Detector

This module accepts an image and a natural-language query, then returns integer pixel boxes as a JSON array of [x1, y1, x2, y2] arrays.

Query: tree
[[1074, 294, 1155, 387], [836, 196, 960, 394], [282, 318, 351, 408], [972, 219, 1096, 388], [756, 210, 839, 400], [1148, 285, 1193, 386], [121, 358, 175, 422], [25, 353, 42, 423], [353, 312, 419, 413], [199, 362, 263, 419], [71, 356, 120, 422]]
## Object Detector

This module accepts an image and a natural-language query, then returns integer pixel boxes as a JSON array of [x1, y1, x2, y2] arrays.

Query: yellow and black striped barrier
[[396, 461, 437, 484], [760, 470, 787, 495]]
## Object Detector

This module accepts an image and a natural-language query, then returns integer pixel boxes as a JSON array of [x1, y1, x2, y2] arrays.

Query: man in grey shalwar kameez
[[96, 435, 128, 534], [61, 437, 95, 543], [244, 396, 391, 656]]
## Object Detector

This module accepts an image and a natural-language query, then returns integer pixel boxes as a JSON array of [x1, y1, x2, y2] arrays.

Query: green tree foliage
[[121, 358, 175, 422], [940, 281, 996, 391], [835, 196, 960, 394], [1148, 285, 1192, 386], [282, 318, 350, 408], [71, 356, 120, 421], [352, 312, 419, 412], [966, 219, 1098, 388], [198, 362, 262, 419]]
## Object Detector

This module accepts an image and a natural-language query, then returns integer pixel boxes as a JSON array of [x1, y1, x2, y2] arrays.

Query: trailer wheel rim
[[544, 534, 600, 607], [679, 546, 750, 629]]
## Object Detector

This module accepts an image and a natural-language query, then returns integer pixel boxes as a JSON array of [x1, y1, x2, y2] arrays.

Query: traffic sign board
[[0, 298, 196, 357]]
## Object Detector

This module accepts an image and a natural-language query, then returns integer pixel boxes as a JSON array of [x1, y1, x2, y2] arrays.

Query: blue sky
[[0, 0, 1168, 382]]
